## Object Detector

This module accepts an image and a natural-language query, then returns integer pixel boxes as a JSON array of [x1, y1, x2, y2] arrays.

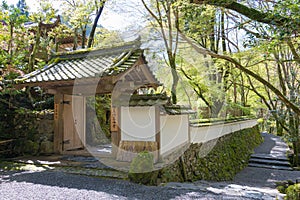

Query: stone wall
[[129, 125, 263, 185], [1, 109, 54, 156], [158, 125, 262, 183]]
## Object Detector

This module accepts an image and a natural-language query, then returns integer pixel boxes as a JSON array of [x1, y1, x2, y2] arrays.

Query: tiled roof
[[163, 105, 196, 115], [113, 94, 196, 115], [113, 94, 170, 106], [15, 42, 143, 85]]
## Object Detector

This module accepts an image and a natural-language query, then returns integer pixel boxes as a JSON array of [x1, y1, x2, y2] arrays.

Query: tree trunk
[[73, 28, 78, 50], [87, 1, 105, 48], [29, 26, 41, 72], [171, 65, 179, 105], [82, 28, 86, 49], [290, 113, 300, 166], [9, 22, 14, 62]]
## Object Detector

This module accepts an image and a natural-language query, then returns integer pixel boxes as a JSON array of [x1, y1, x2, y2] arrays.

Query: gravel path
[[1, 132, 299, 199], [233, 166, 300, 188], [0, 170, 253, 200], [253, 132, 290, 158]]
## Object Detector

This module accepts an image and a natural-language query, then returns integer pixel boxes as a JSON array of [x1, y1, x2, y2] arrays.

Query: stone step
[[249, 158, 291, 167], [54, 167, 128, 179], [3, 159, 128, 180], [251, 154, 289, 162], [248, 163, 293, 171], [8, 155, 129, 180]]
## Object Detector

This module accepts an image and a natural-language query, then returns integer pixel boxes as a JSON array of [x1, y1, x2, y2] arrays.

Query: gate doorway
[[63, 95, 86, 151]]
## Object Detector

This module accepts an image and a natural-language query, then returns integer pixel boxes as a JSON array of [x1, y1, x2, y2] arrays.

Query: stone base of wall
[[129, 125, 263, 185], [1, 109, 54, 157]]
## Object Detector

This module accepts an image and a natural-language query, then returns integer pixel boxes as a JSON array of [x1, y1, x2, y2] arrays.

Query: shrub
[[286, 183, 300, 200]]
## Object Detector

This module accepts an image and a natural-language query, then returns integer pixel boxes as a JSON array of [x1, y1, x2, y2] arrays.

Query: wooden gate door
[[63, 95, 86, 151]]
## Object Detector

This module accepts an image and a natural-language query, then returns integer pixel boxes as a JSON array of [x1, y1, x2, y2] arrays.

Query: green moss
[[54, 40, 140, 57], [158, 125, 263, 183], [129, 151, 154, 173], [126, 125, 262, 185], [23, 140, 39, 154], [128, 151, 159, 185]]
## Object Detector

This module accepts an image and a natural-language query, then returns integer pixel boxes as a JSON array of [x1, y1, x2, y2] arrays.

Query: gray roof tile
[[15, 42, 143, 85]]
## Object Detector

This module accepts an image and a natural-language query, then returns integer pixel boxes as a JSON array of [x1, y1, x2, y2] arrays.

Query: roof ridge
[[52, 39, 141, 60]]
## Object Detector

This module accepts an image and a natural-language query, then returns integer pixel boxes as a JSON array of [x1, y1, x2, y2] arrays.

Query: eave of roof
[[14, 40, 145, 86]]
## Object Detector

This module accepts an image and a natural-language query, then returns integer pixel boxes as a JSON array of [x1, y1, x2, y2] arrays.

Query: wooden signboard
[[54, 103, 59, 120], [110, 106, 119, 132]]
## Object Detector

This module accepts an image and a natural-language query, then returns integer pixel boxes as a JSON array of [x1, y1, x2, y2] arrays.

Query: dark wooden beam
[[155, 106, 161, 159]]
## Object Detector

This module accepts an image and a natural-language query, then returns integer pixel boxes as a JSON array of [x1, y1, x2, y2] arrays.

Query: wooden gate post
[[54, 93, 64, 154], [111, 106, 121, 157]]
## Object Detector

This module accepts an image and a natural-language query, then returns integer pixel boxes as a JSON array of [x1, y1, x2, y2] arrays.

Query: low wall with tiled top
[[190, 119, 258, 144]]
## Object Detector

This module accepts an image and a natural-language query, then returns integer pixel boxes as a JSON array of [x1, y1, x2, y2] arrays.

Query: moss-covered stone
[[23, 140, 39, 154], [126, 125, 262, 185], [0, 107, 54, 157], [158, 125, 262, 183], [40, 141, 54, 154], [128, 151, 159, 185], [129, 151, 154, 173]]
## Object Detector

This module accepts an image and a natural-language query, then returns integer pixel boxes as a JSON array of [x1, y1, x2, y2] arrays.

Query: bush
[[276, 180, 295, 194], [286, 183, 300, 200]]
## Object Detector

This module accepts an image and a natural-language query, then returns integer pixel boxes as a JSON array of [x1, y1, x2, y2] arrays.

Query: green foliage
[[87, 95, 111, 141], [272, 0, 300, 38], [222, 102, 252, 117], [60, 0, 105, 48], [276, 180, 295, 194], [179, 2, 216, 45], [286, 183, 300, 200], [29, 0, 56, 24], [93, 28, 123, 48], [0, 0, 29, 68], [61, 0, 95, 29]]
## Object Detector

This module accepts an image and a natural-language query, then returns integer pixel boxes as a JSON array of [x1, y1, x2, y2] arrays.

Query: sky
[[5, 0, 147, 31]]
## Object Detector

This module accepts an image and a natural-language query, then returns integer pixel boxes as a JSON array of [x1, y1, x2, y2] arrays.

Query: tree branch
[[87, 0, 105, 48], [179, 31, 300, 115], [190, 0, 290, 26]]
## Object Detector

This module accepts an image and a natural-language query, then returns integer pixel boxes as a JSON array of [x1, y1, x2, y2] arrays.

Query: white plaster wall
[[120, 106, 156, 141], [190, 119, 258, 144], [160, 115, 189, 155]]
